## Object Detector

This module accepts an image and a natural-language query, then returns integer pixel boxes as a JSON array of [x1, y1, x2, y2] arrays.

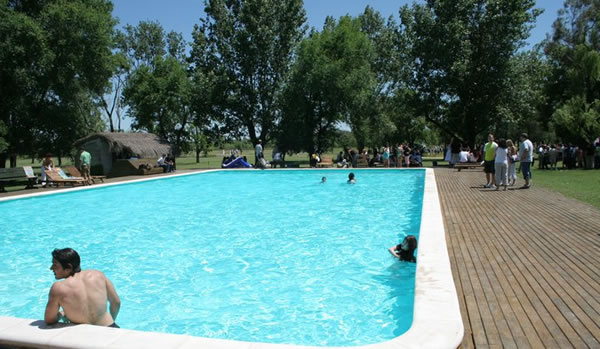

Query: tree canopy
[[190, 0, 307, 147], [0, 0, 115, 164], [1, 0, 598, 167]]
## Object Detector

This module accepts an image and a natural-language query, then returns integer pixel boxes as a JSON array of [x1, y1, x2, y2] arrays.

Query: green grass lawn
[[529, 165, 600, 209], [4, 153, 600, 210]]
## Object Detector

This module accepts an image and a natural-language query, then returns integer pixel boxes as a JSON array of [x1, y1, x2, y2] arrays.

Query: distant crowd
[[312, 144, 424, 168], [445, 138, 600, 171]]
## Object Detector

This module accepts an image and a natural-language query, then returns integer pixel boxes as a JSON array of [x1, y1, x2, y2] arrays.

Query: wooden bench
[[108, 159, 165, 178], [317, 156, 333, 168], [357, 157, 369, 168], [455, 162, 484, 171], [0, 167, 37, 192], [431, 159, 448, 166]]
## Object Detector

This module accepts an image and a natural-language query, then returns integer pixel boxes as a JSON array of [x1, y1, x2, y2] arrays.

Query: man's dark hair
[[521, 133, 528, 139], [52, 248, 81, 274], [498, 139, 507, 148]]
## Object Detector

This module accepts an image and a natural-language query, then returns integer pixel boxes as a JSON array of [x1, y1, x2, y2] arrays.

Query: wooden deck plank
[[434, 168, 600, 349]]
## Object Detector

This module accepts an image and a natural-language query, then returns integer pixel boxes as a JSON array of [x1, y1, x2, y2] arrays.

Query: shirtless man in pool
[[45, 248, 121, 328]]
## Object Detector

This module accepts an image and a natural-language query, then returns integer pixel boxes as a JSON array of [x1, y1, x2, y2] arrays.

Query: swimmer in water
[[388, 235, 417, 263], [347, 172, 356, 184]]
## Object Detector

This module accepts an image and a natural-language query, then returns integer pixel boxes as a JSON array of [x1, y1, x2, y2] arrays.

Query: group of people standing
[[536, 142, 600, 170], [482, 133, 534, 190]]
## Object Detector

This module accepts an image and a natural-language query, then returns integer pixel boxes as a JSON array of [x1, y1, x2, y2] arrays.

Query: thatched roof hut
[[73, 132, 172, 175]]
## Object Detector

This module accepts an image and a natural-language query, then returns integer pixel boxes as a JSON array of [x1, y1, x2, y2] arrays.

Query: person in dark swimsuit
[[388, 235, 418, 263]]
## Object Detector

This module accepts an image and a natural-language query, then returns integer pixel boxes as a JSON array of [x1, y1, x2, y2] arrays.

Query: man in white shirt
[[519, 133, 534, 188], [157, 154, 168, 173]]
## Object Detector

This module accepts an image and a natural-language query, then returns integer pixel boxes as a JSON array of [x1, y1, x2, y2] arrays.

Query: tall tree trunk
[[10, 155, 17, 168]]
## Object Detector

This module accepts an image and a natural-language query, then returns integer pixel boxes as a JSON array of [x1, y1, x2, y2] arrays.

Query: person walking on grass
[[483, 134, 498, 188], [519, 133, 534, 188]]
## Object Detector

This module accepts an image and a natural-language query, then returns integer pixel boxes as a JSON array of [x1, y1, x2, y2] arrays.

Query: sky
[[111, 0, 564, 48], [110, 0, 565, 130]]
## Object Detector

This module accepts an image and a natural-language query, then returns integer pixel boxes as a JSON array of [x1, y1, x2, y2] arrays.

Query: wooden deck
[[434, 168, 600, 349]]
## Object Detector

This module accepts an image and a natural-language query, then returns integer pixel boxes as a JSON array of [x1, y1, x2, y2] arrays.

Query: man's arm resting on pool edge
[[44, 284, 61, 324], [105, 275, 121, 321]]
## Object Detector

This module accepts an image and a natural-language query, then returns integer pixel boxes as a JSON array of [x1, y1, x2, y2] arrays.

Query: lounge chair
[[45, 168, 87, 187], [23, 166, 38, 188], [65, 165, 105, 183]]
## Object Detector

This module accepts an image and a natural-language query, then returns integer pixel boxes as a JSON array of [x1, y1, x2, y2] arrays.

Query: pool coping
[[0, 168, 463, 349]]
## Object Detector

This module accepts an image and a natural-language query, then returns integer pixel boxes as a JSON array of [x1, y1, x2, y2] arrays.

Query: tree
[[119, 21, 194, 155], [495, 51, 550, 141], [190, 0, 306, 147], [358, 6, 417, 148], [0, 0, 116, 166], [399, 0, 540, 147], [278, 16, 375, 156], [107, 20, 170, 133], [545, 0, 600, 144], [122, 55, 192, 155]]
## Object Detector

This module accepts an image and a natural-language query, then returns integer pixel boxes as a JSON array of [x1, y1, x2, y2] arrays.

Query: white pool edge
[[0, 168, 463, 349]]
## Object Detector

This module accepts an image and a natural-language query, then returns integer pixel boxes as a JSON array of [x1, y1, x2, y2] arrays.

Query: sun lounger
[[65, 165, 105, 183], [45, 168, 87, 187]]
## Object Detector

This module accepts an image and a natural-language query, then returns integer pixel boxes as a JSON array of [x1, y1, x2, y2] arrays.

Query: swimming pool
[[0, 169, 423, 346], [0, 168, 463, 349]]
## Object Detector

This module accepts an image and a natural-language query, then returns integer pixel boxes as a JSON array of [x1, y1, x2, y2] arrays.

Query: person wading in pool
[[388, 235, 418, 263], [45, 248, 121, 328]]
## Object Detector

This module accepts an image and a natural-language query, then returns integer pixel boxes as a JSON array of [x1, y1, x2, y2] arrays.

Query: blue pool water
[[0, 169, 425, 346]]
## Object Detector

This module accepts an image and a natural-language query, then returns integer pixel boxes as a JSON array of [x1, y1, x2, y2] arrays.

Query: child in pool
[[347, 172, 356, 184], [388, 235, 417, 263]]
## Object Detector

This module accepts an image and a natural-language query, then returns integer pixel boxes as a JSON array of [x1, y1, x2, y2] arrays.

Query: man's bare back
[[45, 249, 120, 327]]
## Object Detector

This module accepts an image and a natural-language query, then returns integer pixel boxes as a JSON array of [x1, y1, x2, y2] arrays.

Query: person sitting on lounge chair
[[388, 235, 418, 263]]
